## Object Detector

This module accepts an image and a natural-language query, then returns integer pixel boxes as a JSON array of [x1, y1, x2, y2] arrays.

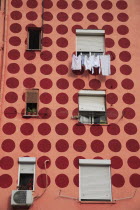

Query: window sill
[[26, 49, 42, 51], [78, 122, 108, 126], [22, 115, 39, 118], [80, 201, 116, 204]]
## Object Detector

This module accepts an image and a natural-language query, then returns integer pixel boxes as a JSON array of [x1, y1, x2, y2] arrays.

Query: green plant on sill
[[31, 108, 37, 115]]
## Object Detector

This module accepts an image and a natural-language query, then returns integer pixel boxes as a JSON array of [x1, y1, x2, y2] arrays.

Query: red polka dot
[[20, 123, 33, 135], [87, 25, 98, 29], [106, 51, 116, 61], [25, 24, 36, 31], [56, 37, 68, 48], [57, 0, 68, 9], [126, 139, 139, 152], [11, 0, 23, 8], [42, 24, 53, 34], [5, 92, 18, 103], [10, 11, 22, 20], [40, 51, 52, 61], [4, 107, 17, 118], [111, 156, 123, 169], [73, 174, 79, 187], [26, 11, 37, 20], [40, 78, 52, 89], [37, 174, 51, 188], [110, 65, 116, 75], [56, 64, 68, 75], [20, 139, 33, 152], [123, 93, 135, 104], [119, 38, 130, 48], [123, 107, 135, 119], [1, 139, 15, 152], [24, 63, 36, 74], [0, 174, 12, 188], [72, 25, 83, 34], [90, 126, 103, 136], [37, 156, 51, 169], [102, 25, 113, 35], [72, 108, 78, 116], [24, 51, 36, 60], [73, 124, 86, 135], [38, 139, 51, 152], [55, 174, 69, 188], [106, 93, 118, 104], [87, 13, 98, 22], [108, 139, 121, 152], [56, 25, 68, 34], [117, 13, 129, 22], [43, 0, 53, 9], [3, 123, 16, 135], [105, 79, 117, 89], [116, 1, 128, 10], [55, 156, 69, 169], [9, 36, 21, 46], [74, 156, 85, 169], [38, 123, 51, 135], [6, 77, 19, 88], [56, 108, 68, 119], [117, 25, 129, 35], [42, 12, 53, 21], [10, 23, 22, 33], [129, 174, 140, 188], [57, 12, 68, 22], [57, 79, 69, 90], [73, 139, 86, 152], [91, 140, 104, 153], [73, 79, 85, 90], [87, 1, 97, 10], [8, 49, 20, 60], [128, 156, 140, 169], [23, 78, 36, 88], [72, 0, 83, 9], [120, 65, 132, 75], [56, 139, 69, 152], [42, 37, 52, 47], [0, 156, 14, 170], [102, 13, 113, 22], [72, 12, 83, 22], [55, 123, 68, 135], [56, 51, 68, 61], [124, 123, 137, 135], [112, 174, 125, 187], [39, 108, 52, 119], [40, 93, 52, 104], [56, 93, 68, 104], [89, 79, 101, 89], [73, 93, 78, 104], [101, 1, 112, 10], [121, 79, 134, 90], [40, 64, 52, 75], [107, 108, 118, 120], [120, 51, 131, 62], [105, 38, 115, 48], [7, 63, 19, 74], [27, 0, 38, 8], [107, 123, 120, 135]]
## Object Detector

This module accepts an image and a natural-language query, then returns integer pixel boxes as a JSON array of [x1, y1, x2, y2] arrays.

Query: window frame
[[27, 27, 42, 51], [79, 159, 112, 202]]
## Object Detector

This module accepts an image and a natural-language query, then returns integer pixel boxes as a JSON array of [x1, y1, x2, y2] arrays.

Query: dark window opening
[[26, 103, 37, 115], [28, 28, 41, 50], [79, 111, 107, 124], [19, 174, 34, 190]]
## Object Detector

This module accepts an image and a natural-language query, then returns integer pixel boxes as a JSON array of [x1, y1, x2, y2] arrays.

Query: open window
[[78, 90, 107, 124], [79, 159, 112, 201], [25, 89, 39, 116], [27, 28, 41, 50], [18, 157, 36, 191]]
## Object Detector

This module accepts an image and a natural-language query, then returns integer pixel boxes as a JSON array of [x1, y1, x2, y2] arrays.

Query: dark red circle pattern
[[73, 174, 79, 187], [72, 13, 83, 22], [106, 93, 118, 104], [102, 13, 113, 22], [101, 1, 112, 10], [56, 25, 68, 34], [56, 93, 68, 104], [116, 1, 128, 10], [24, 64, 36, 74], [40, 93, 52, 104], [23, 78, 36, 88], [8, 50, 20, 60], [91, 140, 104, 153], [24, 51, 36, 60], [56, 64, 68, 75], [74, 156, 85, 169], [7, 63, 20, 74], [112, 174, 125, 187], [107, 108, 118, 120], [90, 126, 103, 136], [5, 92, 18, 103], [42, 37, 52, 47], [129, 174, 140, 187], [87, 13, 98, 22], [56, 107, 68, 119], [1, 139, 15, 152], [11, 0, 23, 8], [102, 25, 113, 35], [0, 174, 12, 188], [40, 64, 52, 75], [105, 79, 117, 89], [4, 107, 17, 118], [38, 139, 51, 152], [72, 0, 83, 9], [121, 79, 134, 90], [38, 123, 51, 135], [73, 139, 86, 152], [55, 123, 68, 135], [20, 139, 33, 152], [0, 156, 14, 170], [37, 174, 51, 188], [108, 139, 121, 152], [89, 79, 101, 89], [40, 51, 52, 61], [43, 0, 53, 9], [73, 79, 85, 90], [10, 23, 22, 33], [20, 123, 33, 135], [124, 123, 137, 135], [73, 124, 86, 135], [40, 78, 52, 89], [42, 24, 53, 34], [107, 124, 120, 135], [105, 38, 115, 48], [55, 174, 69, 188], [3, 123, 16, 135], [42, 12, 53, 21], [127, 156, 140, 169], [111, 156, 123, 169], [119, 51, 131, 62], [27, 0, 38, 8], [26, 11, 37, 21], [56, 139, 69, 152], [9, 36, 21, 46], [57, 12, 68, 22], [56, 51, 68, 61], [57, 79, 69, 90], [57, 37, 68, 48], [37, 156, 51, 169], [117, 13, 129, 22], [117, 25, 129, 35], [123, 107, 135, 119], [119, 38, 130, 48], [126, 139, 139, 152], [57, 0, 68, 9], [55, 156, 69, 169], [39, 108, 52, 119], [123, 93, 135, 104], [87, 1, 97, 10], [120, 65, 132, 75]]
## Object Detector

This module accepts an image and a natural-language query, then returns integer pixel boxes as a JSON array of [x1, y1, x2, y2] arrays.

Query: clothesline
[[72, 54, 111, 76]]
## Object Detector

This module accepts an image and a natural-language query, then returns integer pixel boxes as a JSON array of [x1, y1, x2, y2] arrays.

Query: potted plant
[[32, 108, 37, 115], [27, 107, 31, 115]]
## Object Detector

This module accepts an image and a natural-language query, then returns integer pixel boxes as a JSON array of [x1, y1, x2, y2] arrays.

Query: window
[[78, 90, 107, 124], [79, 159, 112, 201], [76, 29, 105, 55], [28, 28, 41, 50], [25, 89, 39, 116], [18, 157, 36, 191]]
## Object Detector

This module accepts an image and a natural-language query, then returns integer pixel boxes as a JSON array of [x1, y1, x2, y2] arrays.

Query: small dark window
[[28, 28, 41, 50], [19, 174, 34, 190], [25, 89, 39, 116]]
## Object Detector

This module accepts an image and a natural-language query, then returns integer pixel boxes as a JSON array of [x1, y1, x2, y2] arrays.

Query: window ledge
[[26, 49, 42, 51], [79, 123, 108, 126], [80, 201, 116, 204], [22, 115, 39, 118]]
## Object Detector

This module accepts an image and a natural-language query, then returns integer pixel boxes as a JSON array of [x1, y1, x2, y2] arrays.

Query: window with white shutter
[[78, 90, 107, 124], [79, 159, 112, 201]]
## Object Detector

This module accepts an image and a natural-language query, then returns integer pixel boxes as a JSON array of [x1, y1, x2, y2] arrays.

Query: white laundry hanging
[[100, 55, 111, 76], [71, 54, 82, 71]]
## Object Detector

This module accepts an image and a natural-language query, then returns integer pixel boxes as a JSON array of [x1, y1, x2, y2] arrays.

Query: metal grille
[[13, 191, 27, 204]]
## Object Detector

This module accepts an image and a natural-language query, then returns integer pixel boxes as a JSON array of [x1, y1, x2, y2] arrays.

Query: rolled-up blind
[[26, 89, 39, 103]]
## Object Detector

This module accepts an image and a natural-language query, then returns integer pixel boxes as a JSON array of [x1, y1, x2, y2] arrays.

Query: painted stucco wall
[[0, 0, 140, 209]]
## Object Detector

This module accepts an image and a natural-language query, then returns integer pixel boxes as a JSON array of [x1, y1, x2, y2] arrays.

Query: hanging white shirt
[[84, 55, 93, 71], [71, 54, 82, 70], [92, 55, 101, 74], [100, 55, 111, 76]]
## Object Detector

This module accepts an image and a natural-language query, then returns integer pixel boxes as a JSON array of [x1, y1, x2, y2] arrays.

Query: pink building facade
[[0, 0, 140, 209]]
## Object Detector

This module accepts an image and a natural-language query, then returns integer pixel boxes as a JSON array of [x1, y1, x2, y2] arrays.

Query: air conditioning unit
[[11, 190, 33, 207]]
